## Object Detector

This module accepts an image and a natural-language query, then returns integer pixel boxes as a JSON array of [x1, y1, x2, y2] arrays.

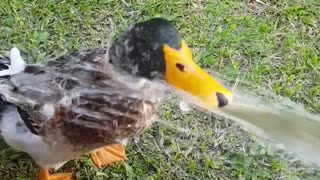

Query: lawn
[[0, 0, 319, 179]]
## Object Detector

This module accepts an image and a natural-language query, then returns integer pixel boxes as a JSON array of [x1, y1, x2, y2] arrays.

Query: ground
[[0, 0, 319, 179]]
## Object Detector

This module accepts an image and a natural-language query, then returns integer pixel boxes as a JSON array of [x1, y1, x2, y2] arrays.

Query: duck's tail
[[0, 47, 25, 78]]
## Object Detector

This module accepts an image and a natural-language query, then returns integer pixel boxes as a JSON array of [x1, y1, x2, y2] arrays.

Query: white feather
[[0, 69, 10, 76], [8, 47, 26, 74], [41, 104, 55, 119], [0, 47, 26, 77]]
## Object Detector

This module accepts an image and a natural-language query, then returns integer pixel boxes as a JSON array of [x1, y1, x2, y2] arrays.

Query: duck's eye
[[175, 63, 185, 72]]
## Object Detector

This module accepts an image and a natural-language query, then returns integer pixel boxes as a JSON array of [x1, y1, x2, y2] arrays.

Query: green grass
[[0, 0, 320, 179]]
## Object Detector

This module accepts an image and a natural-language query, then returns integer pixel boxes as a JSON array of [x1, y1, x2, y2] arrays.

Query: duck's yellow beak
[[163, 40, 232, 109]]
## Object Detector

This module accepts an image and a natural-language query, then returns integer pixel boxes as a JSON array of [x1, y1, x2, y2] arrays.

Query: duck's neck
[[108, 44, 164, 81]]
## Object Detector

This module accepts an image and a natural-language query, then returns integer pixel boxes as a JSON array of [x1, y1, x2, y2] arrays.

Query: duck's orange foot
[[90, 144, 126, 168], [38, 168, 73, 180]]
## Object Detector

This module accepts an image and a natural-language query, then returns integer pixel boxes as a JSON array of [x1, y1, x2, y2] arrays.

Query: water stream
[[177, 72, 320, 165]]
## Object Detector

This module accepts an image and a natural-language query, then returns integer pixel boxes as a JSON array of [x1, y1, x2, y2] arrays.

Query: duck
[[0, 18, 232, 180]]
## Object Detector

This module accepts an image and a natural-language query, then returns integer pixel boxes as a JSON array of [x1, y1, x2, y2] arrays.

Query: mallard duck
[[0, 18, 232, 180]]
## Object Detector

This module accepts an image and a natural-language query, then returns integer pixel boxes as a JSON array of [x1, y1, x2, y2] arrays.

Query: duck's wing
[[0, 47, 111, 135]]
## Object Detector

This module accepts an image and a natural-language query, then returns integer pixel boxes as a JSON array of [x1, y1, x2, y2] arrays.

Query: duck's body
[[1, 104, 71, 170], [0, 18, 232, 179], [0, 47, 163, 169]]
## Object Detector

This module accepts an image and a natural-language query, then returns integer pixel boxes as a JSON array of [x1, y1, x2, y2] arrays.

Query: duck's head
[[109, 18, 232, 109]]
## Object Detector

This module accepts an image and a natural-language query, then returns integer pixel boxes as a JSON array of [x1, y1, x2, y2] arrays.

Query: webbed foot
[[38, 168, 74, 180], [90, 144, 126, 168]]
